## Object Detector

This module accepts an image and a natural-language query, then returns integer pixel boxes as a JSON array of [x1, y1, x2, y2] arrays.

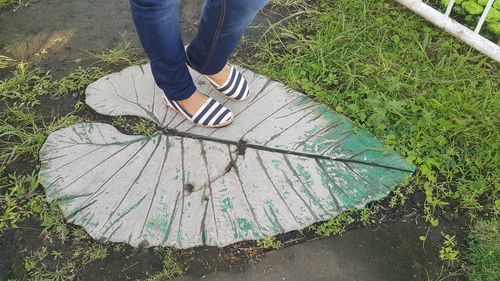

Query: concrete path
[[175, 222, 440, 281]]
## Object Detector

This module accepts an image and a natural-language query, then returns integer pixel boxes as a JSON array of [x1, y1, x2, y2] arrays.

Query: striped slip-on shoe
[[204, 64, 250, 101], [163, 95, 234, 128], [185, 45, 250, 101]]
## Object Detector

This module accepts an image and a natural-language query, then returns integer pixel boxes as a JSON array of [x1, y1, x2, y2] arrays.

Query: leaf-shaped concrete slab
[[39, 123, 412, 248], [86, 64, 411, 170], [39, 64, 414, 248]]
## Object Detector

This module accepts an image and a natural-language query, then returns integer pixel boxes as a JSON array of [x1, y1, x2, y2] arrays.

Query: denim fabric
[[130, 0, 268, 100]]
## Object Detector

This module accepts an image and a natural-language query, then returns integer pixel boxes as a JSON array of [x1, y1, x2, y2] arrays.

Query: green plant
[[0, 59, 164, 280], [113, 116, 128, 127], [0, 0, 31, 11], [0, 106, 44, 163], [40, 201, 70, 242], [314, 212, 355, 237], [54, 66, 108, 97], [439, 233, 459, 264], [24, 246, 71, 281], [86, 32, 146, 66], [0, 171, 45, 231], [0, 62, 52, 107], [248, 0, 499, 222], [140, 247, 183, 281], [0, 63, 91, 165], [0, 106, 83, 165], [440, 0, 500, 36], [358, 207, 376, 226], [256, 236, 284, 249], [113, 116, 158, 137], [72, 243, 108, 266], [131, 118, 157, 137], [465, 218, 500, 281]]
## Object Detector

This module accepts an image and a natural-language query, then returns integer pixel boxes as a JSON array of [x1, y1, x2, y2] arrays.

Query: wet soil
[[0, 1, 467, 281]]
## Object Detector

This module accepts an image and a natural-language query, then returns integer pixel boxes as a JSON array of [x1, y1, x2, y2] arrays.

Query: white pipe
[[396, 0, 500, 63], [474, 0, 494, 33], [445, 0, 455, 17]]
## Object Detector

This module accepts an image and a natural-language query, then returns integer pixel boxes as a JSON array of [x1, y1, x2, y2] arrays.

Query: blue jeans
[[129, 0, 268, 100]]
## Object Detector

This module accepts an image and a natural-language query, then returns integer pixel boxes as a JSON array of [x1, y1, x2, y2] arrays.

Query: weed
[[71, 227, 90, 242], [439, 233, 459, 264], [0, 171, 44, 231], [86, 32, 146, 66], [113, 116, 158, 137], [0, 62, 107, 106], [0, 106, 83, 165], [0, 0, 31, 14], [54, 66, 108, 97], [22, 240, 111, 280], [0, 63, 93, 165], [464, 218, 500, 281], [0, 107, 44, 163], [140, 247, 183, 281], [112, 242, 129, 253], [131, 118, 157, 137], [314, 212, 355, 237], [269, 0, 307, 7], [40, 201, 70, 243], [0, 61, 151, 280], [113, 116, 128, 127], [358, 207, 376, 226], [24, 246, 72, 281], [24, 247, 48, 273], [256, 236, 283, 249], [72, 243, 108, 266], [0, 62, 52, 107]]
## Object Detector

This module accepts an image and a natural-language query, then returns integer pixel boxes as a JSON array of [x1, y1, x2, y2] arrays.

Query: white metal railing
[[396, 0, 500, 62]]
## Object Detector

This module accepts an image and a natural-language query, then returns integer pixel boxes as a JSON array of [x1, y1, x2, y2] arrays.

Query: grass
[[240, 0, 499, 277], [0, 62, 52, 106], [84, 33, 147, 66], [0, 0, 28, 9], [0, 0, 31, 16], [245, 0, 499, 218], [465, 218, 500, 281], [114, 116, 159, 137], [139, 248, 183, 281], [54, 67, 108, 97]]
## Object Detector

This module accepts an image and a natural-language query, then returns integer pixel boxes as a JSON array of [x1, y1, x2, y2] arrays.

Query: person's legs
[[186, 0, 269, 76], [129, 0, 195, 101], [129, 0, 234, 127]]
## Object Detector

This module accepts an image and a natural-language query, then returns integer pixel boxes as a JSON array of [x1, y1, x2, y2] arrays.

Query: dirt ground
[[0, 0, 271, 77]]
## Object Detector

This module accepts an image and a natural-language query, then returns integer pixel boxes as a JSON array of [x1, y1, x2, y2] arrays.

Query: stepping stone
[[38, 64, 414, 249]]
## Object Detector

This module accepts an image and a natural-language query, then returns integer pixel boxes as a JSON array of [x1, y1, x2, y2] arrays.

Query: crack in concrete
[[160, 128, 415, 173], [206, 144, 242, 186]]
